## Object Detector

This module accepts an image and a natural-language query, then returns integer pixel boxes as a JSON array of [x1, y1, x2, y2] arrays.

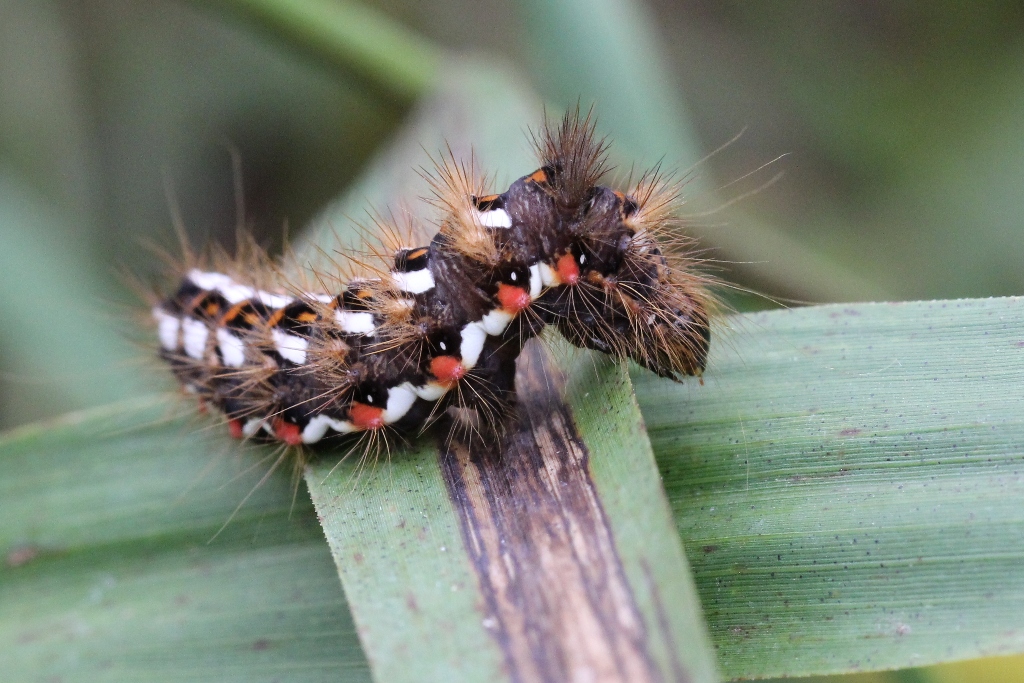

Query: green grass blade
[[5, 297, 1024, 679], [0, 399, 370, 682], [193, 0, 441, 103], [638, 297, 1024, 679], [305, 350, 719, 683]]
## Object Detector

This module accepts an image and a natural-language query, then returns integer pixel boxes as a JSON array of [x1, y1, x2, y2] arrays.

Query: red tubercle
[[228, 418, 244, 439], [556, 253, 580, 286], [273, 418, 303, 446], [349, 402, 385, 430], [430, 355, 466, 385], [497, 283, 531, 313]]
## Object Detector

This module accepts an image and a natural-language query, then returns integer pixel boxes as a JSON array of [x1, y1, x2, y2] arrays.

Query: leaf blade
[[639, 298, 1024, 678], [6, 297, 1024, 679], [0, 400, 371, 683], [305, 349, 720, 683]]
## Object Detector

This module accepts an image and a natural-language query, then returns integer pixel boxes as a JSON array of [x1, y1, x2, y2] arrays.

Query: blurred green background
[[2, 1, 1023, 680]]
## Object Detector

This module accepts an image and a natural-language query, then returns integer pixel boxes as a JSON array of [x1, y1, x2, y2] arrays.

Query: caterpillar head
[[517, 109, 711, 378], [543, 183, 711, 380]]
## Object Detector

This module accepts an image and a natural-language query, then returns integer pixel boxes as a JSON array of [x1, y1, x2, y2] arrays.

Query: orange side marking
[[228, 419, 244, 439], [221, 301, 248, 325], [497, 283, 531, 313], [273, 418, 303, 446], [430, 356, 466, 385], [266, 308, 286, 327], [556, 253, 580, 286], [527, 168, 549, 184], [349, 402, 385, 430]]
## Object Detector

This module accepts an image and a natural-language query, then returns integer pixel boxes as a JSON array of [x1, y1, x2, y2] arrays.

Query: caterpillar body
[[151, 112, 712, 447]]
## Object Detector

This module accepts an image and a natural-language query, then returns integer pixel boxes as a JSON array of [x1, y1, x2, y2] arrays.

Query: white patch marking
[[528, 263, 543, 300], [480, 308, 514, 336], [182, 318, 209, 360], [187, 269, 230, 291], [187, 270, 255, 304], [382, 382, 418, 423], [242, 419, 264, 438], [413, 381, 449, 401], [220, 282, 255, 304], [257, 291, 293, 310], [300, 416, 332, 443], [539, 262, 559, 287], [335, 310, 376, 335], [305, 292, 336, 304], [301, 414, 356, 443], [391, 268, 435, 294], [216, 328, 246, 367], [476, 207, 512, 228], [333, 419, 358, 435], [272, 329, 309, 365], [153, 307, 180, 351], [187, 269, 292, 309], [459, 321, 487, 369]]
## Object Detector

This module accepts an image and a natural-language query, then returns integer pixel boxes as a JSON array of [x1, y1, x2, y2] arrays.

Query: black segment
[[340, 288, 374, 311], [472, 194, 505, 212], [223, 300, 272, 330], [351, 382, 386, 407], [426, 326, 463, 358], [275, 300, 320, 336], [394, 247, 430, 272], [164, 279, 204, 314], [495, 263, 530, 288], [621, 194, 639, 217], [190, 291, 231, 322]]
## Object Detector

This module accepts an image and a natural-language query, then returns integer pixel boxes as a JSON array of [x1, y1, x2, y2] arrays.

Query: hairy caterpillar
[[150, 111, 711, 448]]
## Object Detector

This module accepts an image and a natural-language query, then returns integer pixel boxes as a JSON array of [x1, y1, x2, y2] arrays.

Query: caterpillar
[[150, 111, 712, 448]]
